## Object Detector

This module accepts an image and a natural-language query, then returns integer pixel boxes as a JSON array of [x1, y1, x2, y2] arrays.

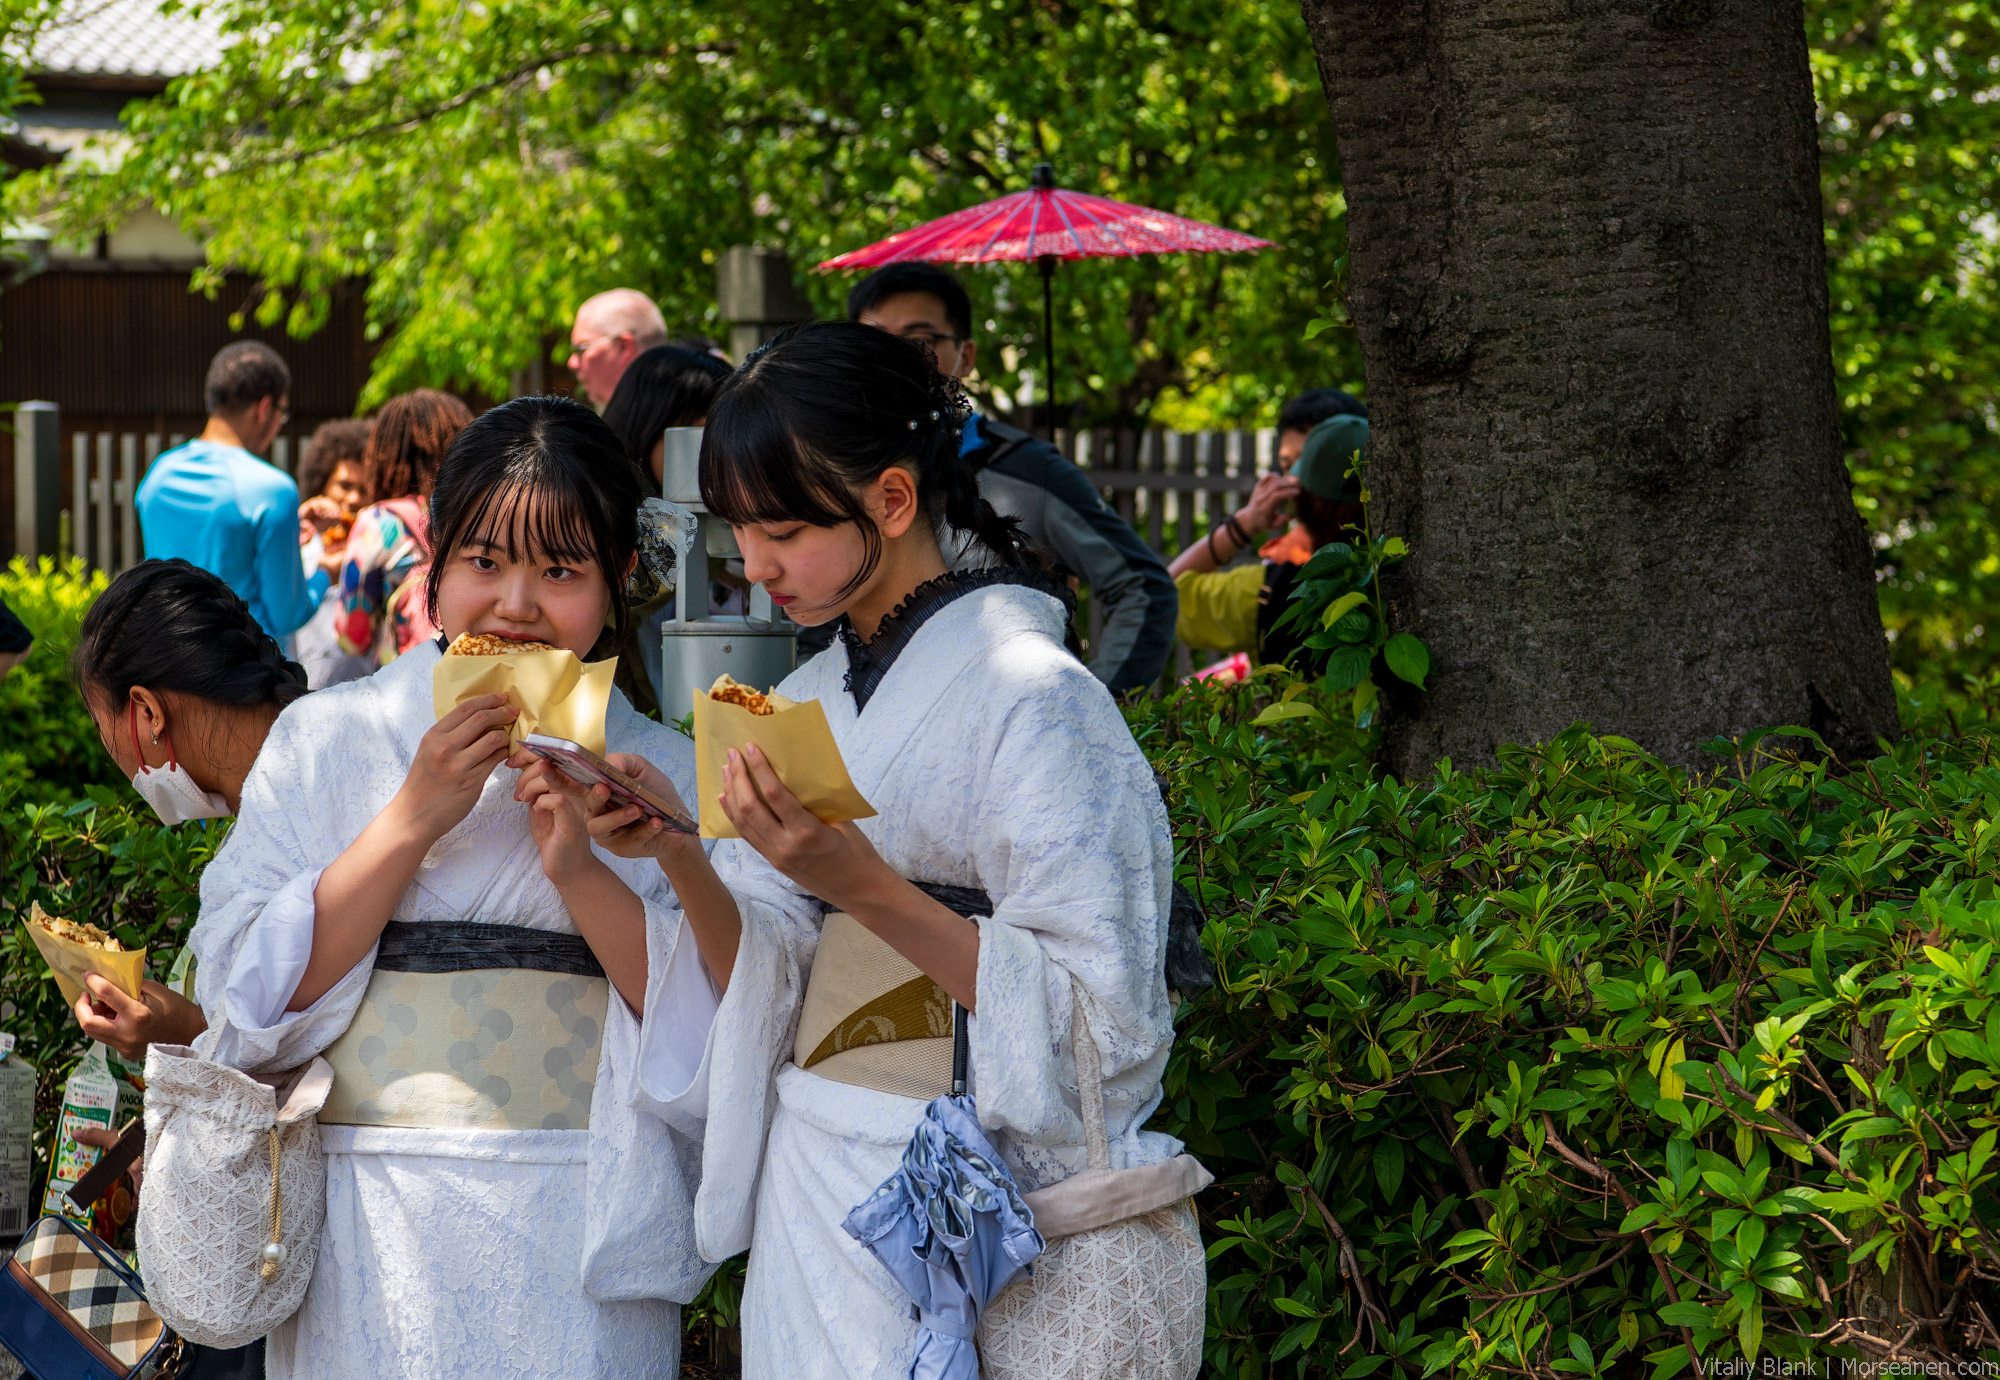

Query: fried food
[[30, 903, 124, 953], [446, 632, 557, 657], [709, 674, 777, 715]]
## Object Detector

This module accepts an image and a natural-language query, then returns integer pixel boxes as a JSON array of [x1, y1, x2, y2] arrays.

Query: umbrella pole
[[1038, 254, 1058, 443]]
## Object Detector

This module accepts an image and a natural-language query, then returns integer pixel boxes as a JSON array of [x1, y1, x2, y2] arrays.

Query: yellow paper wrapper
[[693, 689, 876, 840], [24, 903, 145, 1008], [432, 646, 618, 755]]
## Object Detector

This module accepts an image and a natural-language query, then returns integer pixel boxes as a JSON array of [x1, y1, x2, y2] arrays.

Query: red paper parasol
[[817, 164, 1274, 431]]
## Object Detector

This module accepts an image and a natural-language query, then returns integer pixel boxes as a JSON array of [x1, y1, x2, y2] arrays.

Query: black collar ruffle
[[838, 567, 1077, 712]]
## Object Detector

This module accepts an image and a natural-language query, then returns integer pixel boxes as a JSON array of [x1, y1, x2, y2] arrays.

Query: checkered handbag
[[0, 1214, 183, 1378]]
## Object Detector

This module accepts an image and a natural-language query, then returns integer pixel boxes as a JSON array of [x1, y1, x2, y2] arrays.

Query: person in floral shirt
[[337, 390, 474, 665]]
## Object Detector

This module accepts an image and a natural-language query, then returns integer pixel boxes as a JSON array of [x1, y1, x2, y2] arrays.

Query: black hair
[[298, 418, 371, 502], [204, 341, 292, 415], [700, 320, 1029, 599], [844, 263, 973, 341], [600, 345, 733, 492], [74, 559, 308, 713], [423, 397, 640, 651], [1278, 387, 1368, 434]]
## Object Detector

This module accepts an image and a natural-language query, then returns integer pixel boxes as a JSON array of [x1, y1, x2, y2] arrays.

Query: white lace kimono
[[643, 579, 1182, 1378], [189, 642, 719, 1380]]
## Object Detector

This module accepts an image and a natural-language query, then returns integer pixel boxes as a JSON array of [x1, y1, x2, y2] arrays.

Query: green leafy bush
[[0, 557, 122, 805], [0, 559, 216, 1152], [1134, 675, 2000, 1376]]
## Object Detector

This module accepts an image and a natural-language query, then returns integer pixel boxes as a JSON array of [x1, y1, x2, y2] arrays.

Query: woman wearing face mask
[[70, 556, 309, 1059]]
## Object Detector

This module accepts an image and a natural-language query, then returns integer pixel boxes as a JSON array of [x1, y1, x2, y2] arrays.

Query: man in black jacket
[[846, 263, 1178, 695]]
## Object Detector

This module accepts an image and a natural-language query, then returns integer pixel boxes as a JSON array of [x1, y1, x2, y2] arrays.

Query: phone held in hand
[[520, 734, 699, 835]]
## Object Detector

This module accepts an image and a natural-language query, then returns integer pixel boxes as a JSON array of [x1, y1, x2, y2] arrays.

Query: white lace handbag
[[977, 988, 1211, 1379], [135, 1043, 333, 1349]]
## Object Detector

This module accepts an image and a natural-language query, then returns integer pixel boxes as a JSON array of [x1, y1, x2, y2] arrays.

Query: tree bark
[[1300, 0, 1896, 773]]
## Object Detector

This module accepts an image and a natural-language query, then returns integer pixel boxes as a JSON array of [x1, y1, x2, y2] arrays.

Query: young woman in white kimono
[[186, 398, 719, 1379], [567, 322, 1205, 1377]]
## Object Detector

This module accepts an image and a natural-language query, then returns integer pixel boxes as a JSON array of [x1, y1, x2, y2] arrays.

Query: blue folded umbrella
[[842, 1011, 1044, 1379]]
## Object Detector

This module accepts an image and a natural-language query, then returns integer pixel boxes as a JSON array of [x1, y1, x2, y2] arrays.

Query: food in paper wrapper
[[709, 674, 788, 716], [446, 632, 557, 657], [33, 909, 123, 951], [432, 634, 616, 754], [24, 902, 146, 1008], [692, 675, 873, 839]]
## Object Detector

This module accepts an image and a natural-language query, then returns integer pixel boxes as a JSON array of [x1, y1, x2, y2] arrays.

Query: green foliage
[[1131, 673, 2000, 1375], [1267, 490, 1427, 734], [1812, 3, 2000, 684], [0, 557, 122, 805], [0, 559, 219, 1162], [5, 0, 1361, 425]]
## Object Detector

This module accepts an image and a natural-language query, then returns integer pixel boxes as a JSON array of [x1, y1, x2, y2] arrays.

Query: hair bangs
[[699, 387, 868, 531], [457, 470, 601, 569]]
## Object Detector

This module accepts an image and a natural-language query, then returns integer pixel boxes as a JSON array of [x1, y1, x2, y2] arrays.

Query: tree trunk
[[1300, 0, 1896, 773]]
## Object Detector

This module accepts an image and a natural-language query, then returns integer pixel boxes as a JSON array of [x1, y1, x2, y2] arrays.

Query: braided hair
[[73, 559, 308, 713], [699, 320, 1036, 598]]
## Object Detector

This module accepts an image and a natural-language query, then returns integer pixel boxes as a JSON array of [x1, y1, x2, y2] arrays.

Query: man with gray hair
[[567, 288, 669, 406]]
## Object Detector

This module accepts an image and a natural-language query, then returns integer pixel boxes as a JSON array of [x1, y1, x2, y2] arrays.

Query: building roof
[[30, 0, 221, 83]]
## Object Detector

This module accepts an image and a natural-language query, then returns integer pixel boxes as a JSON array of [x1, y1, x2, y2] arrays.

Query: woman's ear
[[870, 466, 923, 540], [127, 687, 170, 765]]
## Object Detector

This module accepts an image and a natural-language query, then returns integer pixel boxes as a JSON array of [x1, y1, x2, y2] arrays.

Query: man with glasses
[[136, 340, 327, 644], [567, 288, 670, 406], [848, 262, 1178, 695]]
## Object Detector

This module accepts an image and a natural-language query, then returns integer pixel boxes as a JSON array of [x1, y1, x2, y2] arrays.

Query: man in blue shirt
[[136, 342, 326, 644]]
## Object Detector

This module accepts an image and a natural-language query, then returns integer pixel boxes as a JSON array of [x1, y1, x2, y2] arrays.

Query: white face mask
[[128, 704, 232, 825]]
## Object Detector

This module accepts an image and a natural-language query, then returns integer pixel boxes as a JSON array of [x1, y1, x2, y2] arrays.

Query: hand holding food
[[74, 976, 206, 1063], [720, 742, 889, 909], [392, 692, 517, 844], [26, 902, 146, 1008]]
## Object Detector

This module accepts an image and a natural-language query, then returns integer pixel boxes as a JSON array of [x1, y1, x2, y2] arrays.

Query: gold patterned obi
[[793, 886, 989, 1101], [320, 922, 607, 1132]]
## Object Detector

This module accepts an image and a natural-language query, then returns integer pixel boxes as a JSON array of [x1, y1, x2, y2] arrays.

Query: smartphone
[[520, 734, 699, 835]]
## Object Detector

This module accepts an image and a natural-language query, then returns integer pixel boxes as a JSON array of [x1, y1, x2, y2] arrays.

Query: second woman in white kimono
[[188, 397, 719, 1379], [569, 322, 1205, 1377]]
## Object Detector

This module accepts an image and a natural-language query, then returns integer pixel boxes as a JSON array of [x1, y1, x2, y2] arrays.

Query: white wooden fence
[[51, 424, 295, 574], [46, 412, 1270, 579]]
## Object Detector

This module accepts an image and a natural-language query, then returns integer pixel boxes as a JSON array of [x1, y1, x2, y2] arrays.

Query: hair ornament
[[907, 419, 918, 430]]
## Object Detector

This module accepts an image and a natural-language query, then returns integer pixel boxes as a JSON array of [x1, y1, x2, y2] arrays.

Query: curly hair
[[363, 390, 476, 502]]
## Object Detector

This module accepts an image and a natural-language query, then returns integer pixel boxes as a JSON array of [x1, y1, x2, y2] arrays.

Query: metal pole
[[13, 401, 57, 562], [1039, 254, 1057, 442]]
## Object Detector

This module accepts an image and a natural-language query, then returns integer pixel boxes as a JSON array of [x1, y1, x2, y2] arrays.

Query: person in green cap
[[1167, 413, 1369, 670]]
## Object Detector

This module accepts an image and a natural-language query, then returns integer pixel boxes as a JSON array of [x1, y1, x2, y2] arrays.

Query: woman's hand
[[1236, 471, 1301, 535], [512, 757, 607, 887], [73, 977, 207, 1061], [390, 693, 516, 845], [719, 743, 889, 909], [68, 1125, 141, 1195], [515, 749, 708, 868]]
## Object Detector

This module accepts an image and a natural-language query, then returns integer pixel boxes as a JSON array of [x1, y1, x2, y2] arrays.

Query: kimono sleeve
[[967, 672, 1175, 1148], [189, 713, 376, 1074], [642, 839, 825, 1262]]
